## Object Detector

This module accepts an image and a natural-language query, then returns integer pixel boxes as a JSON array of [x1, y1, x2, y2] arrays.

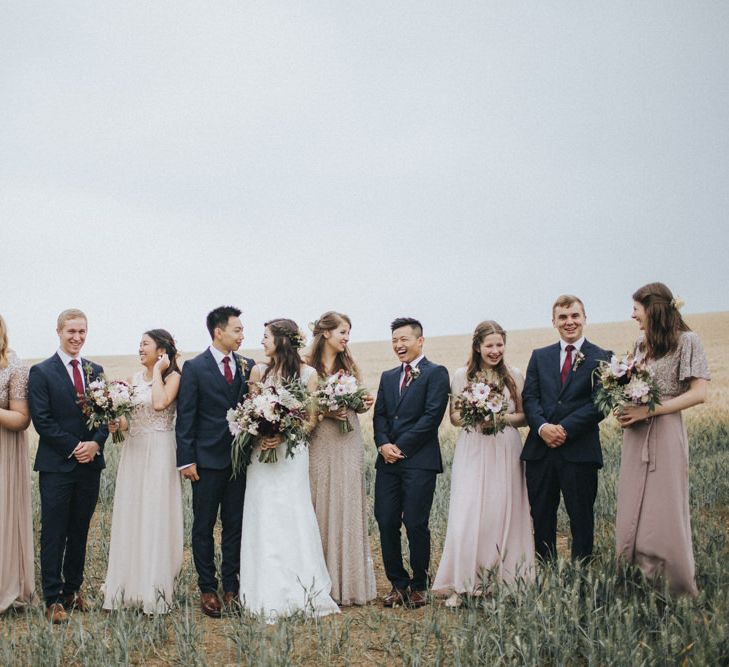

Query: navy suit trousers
[[39, 467, 101, 605]]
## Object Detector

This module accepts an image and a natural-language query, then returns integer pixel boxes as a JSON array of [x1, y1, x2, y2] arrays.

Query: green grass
[[1, 415, 727, 665]]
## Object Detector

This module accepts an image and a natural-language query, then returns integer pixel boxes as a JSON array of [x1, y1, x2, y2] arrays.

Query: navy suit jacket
[[175, 349, 254, 470], [521, 339, 610, 467], [373, 357, 450, 472], [29, 353, 108, 473]]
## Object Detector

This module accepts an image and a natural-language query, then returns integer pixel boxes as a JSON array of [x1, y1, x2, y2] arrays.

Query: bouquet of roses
[[593, 353, 661, 417], [227, 377, 311, 474], [452, 371, 510, 435], [315, 370, 368, 434], [77, 367, 135, 444]]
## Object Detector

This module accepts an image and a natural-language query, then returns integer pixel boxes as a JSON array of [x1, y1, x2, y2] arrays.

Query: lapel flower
[[407, 365, 422, 386], [572, 351, 585, 372], [235, 355, 249, 377]]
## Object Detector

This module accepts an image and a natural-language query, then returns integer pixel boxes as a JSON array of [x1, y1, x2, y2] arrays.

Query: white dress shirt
[[399, 354, 424, 389], [559, 337, 585, 370], [209, 345, 237, 378], [57, 348, 85, 390]]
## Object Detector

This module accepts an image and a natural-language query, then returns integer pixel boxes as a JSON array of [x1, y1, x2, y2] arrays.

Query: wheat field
[[2, 312, 727, 665]]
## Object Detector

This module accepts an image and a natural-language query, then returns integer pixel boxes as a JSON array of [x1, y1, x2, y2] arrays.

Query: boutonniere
[[235, 355, 249, 377], [572, 351, 585, 372], [407, 366, 422, 386], [83, 361, 94, 382]]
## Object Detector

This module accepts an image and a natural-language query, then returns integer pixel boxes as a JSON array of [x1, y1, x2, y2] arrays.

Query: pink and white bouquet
[[453, 371, 510, 435], [315, 370, 369, 434], [227, 377, 311, 473], [77, 367, 135, 444], [593, 353, 661, 416]]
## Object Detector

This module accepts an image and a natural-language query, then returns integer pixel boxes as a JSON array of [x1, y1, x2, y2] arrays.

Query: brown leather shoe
[[63, 592, 89, 612], [200, 592, 222, 618], [222, 591, 241, 615], [46, 603, 68, 624], [408, 589, 429, 608], [382, 586, 408, 608]]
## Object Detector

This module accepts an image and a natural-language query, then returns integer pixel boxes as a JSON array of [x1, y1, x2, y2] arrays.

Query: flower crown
[[670, 297, 684, 311], [288, 330, 306, 349]]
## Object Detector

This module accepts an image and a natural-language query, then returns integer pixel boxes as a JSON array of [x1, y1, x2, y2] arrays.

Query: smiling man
[[521, 295, 611, 562], [373, 317, 449, 608], [28, 309, 109, 623], [175, 306, 254, 618]]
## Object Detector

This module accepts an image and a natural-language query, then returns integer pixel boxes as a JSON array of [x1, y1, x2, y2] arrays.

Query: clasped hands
[[540, 423, 567, 448], [379, 443, 405, 464], [72, 440, 99, 464]]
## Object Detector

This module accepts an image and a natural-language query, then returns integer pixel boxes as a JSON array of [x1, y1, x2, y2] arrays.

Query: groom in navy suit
[[176, 306, 254, 617], [373, 317, 450, 608], [521, 295, 610, 562], [28, 309, 109, 624]]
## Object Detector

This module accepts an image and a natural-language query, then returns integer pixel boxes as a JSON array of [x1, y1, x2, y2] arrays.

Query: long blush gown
[[102, 372, 183, 614], [0, 352, 34, 612], [433, 367, 534, 595], [615, 332, 710, 596]]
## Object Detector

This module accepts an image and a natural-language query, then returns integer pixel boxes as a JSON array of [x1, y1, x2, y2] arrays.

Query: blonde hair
[[552, 294, 585, 318], [57, 308, 87, 331], [0, 314, 8, 369]]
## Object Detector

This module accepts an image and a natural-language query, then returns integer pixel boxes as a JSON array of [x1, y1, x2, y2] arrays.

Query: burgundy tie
[[400, 364, 411, 394], [222, 356, 233, 385], [70, 359, 84, 395], [560, 345, 574, 385]]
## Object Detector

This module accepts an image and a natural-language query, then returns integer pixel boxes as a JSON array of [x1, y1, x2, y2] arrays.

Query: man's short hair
[[57, 308, 87, 330], [552, 295, 585, 317], [390, 317, 423, 337], [206, 306, 242, 339]]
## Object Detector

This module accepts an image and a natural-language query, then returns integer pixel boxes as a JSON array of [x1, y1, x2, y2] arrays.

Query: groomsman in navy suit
[[521, 295, 610, 562], [373, 317, 450, 608], [28, 309, 109, 624], [176, 306, 254, 618]]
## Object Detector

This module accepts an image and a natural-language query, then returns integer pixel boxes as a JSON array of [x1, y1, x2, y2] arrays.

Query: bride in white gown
[[239, 318, 340, 622]]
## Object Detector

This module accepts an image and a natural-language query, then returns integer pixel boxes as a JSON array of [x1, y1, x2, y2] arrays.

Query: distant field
[[6, 312, 728, 665]]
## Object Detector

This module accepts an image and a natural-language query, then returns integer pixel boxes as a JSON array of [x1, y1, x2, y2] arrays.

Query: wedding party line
[[0, 281, 710, 624]]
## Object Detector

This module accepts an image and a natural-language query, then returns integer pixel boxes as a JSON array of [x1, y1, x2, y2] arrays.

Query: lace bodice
[[0, 351, 28, 409], [128, 371, 176, 434], [636, 332, 710, 399]]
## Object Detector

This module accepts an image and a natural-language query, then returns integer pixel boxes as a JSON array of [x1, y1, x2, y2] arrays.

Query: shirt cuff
[[537, 423, 548, 436], [177, 463, 194, 471]]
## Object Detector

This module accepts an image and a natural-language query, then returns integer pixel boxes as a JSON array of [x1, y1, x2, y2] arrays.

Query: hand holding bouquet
[[453, 371, 510, 435], [227, 377, 311, 474], [315, 370, 369, 434], [593, 353, 661, 417], [77, 367, 135, 444]]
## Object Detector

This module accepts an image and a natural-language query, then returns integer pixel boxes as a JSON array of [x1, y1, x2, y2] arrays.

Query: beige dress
[[309, 410, 377, 606], [433, 367, 534, 594], [0, 351, 34, 612], [102, 372, 183, 614], [615, 332, 710, 596]]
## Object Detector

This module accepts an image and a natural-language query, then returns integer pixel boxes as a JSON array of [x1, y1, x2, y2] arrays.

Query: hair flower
[[670, 297, 685, 311]]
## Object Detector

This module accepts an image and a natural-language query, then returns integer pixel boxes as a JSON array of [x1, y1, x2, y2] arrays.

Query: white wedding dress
[[239, 366, 340, 623]]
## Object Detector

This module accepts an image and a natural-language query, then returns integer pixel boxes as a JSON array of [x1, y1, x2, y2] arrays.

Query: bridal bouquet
[[593, 353, 661, 417], [315, 370, 368, 433], [77, 368, 135, 444], [453, 371, 510, 435], [227, 378, 311, 473]]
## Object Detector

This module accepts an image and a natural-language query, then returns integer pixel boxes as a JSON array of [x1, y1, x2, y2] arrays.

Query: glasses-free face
[[215, 316, 244, 354], [57, 317, 87, 357], [552, 303, 585, 344], [391, 325, 424, 364]]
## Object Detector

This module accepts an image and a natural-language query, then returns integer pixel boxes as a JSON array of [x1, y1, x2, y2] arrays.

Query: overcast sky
[[2, 1, 728, 358]]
